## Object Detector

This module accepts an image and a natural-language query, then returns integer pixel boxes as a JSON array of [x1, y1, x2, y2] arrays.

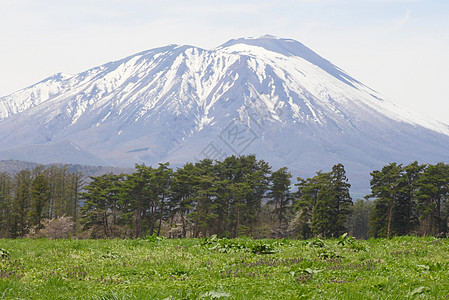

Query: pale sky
[[1, 0, 448, 124]]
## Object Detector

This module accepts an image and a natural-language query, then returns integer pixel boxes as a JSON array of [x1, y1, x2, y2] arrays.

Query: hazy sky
[[1, 0, 448, 124]]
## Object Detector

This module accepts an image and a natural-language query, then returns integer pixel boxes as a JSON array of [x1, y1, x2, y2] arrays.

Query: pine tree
[[80, 173, 122, 237], [416, 163, 449, 236], [268, 167, 292, 230], [311, 171, 335, 237], [121, 164, 153, 238], [67, 171, 84, 225], [0, 172, 13, 238], [294, 164, 352, 239], [238, 155, 271, 236], [293, 176, 320, 239], [392, 161, 425, 235], [329, 164, 352, 236], [10, 169, 33, 237], [170, 163, 196, 237], [189, 159, 218, 237], [368, 163, 402, 238], [29, 174, 51, 230], [153, 163, 173, 236], [214, 157, 237, 237]]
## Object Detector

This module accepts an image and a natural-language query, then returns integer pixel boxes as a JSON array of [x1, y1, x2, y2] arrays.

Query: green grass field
[[1, 236, 448, 299]]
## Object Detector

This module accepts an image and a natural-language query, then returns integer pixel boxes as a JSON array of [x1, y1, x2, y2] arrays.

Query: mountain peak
[[217, 35, 298, 55], [217, 35, 361, 88]]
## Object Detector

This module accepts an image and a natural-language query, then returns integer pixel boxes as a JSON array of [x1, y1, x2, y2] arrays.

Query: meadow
[[1, 235, 448, 299]]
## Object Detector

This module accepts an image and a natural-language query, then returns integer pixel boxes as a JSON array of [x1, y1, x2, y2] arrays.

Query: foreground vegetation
[[1, 235, 449, 299]]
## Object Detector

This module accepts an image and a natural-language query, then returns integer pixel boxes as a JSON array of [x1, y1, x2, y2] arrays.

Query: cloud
[[392, 9, 411, 28]]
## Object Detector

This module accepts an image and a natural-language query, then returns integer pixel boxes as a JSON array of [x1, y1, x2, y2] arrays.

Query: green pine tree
[[29, 174, 51, 230]]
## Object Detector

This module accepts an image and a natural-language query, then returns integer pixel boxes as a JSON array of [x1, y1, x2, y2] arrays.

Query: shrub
[[201, 235, 275, 254], [27, 216, 76, 239]]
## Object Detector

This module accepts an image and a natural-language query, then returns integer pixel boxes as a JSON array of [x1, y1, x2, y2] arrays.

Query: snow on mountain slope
[[217, 35, 449, 135], [0, 35, 448, 194]]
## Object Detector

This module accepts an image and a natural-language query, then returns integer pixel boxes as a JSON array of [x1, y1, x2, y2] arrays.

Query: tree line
[[367, 161, 449, 238], [0, 165, 83, 238], [0, 156, 448, 239], [79, 155, 352, 239]]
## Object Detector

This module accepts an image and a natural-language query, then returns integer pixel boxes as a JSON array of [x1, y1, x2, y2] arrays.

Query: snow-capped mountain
[[1, 35, 448, 195]]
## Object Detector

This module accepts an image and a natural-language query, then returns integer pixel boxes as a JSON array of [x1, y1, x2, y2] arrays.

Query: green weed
[[0, 237, 448, 299]]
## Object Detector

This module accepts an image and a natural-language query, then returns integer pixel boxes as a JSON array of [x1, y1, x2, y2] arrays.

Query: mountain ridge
[[0, 159, 134, 178]]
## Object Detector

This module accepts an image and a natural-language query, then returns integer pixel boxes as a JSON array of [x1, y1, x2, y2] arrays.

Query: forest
[[0, 155, 448, 240]]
